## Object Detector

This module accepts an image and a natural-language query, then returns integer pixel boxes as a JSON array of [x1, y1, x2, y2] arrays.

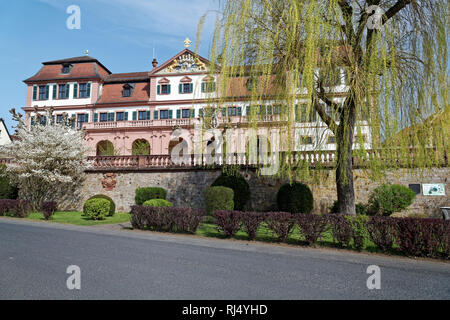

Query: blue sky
[[0, 0, 220, 133]]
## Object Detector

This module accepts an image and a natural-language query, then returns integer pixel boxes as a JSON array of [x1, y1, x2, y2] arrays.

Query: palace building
[[22, 40, 371, 164]]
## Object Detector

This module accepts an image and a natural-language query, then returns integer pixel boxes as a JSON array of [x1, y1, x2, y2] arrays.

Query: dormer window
[[122, 83, 134, 97], [62, 63, 72, 74]]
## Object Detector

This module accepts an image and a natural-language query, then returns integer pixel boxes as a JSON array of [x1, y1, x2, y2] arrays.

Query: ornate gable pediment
[[157, 52, 208, 74]]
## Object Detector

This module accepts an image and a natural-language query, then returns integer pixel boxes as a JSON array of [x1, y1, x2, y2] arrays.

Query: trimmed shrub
[[240, 212, 267, 240], [367, 184, 416, 216], [0, 199, 31, 218], [296, 214, 328, 245], [0, 164, 18, 200], [204, 186, 234, 216], [42, 201, 58, 220], [211, 172, 250, 210], [0, 199, 16, 216], [266, 212, 295, 242], [130, 205, 205, 233], [143, 199, 173, 207], [214, 210, 242, 238], [83, 198, 110, 220], [277, 182, 313, 214], [346, 215, 370, 250], [135, 187, 167, 205], [365, 216, 397, 251], [327, 214, 353, 247], [330, 201, 367, 215], [87, 194, 115, 216]]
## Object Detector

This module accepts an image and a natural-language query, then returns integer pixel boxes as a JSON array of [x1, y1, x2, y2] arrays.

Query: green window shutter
[[108, 112, 114, 122], [176, 109, 181, 119], [212, 82, 216, 91], [157, 85, 160, 95], [51, 115, 55, 124], [199, 108, 203, 117], [168, 85, 171, 94], [94, 113, 98, 122], [31, 116, 35, 126], [85, 113, 89, 122], [153, 110, 158, 119], [179, 83, 182, 94], [168, 110, 173, 119], [191, 109, 195, 118], [201, 82, 205, 93], [45, 85, 49, 100], [65, 84, 70, 99], [221, 108, 226, 116], [87, 83, 91, 97], [71, 115, 75, 128], [146, 111, 150, 120], [237, 107, 242, 116], [124, 112, 128, 121], [73, 83, 78, 98], [189, 83, 193, 93], [52, 85, 57, 99], [32, 85, 37, 100], [132, 111, 137, 120]]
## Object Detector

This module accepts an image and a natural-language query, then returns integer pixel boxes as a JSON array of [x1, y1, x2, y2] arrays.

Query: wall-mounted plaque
[[422, 184, 445, 196], [408, 184, 421, 195]]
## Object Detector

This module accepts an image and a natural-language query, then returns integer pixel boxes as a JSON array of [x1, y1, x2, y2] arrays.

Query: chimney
[[152, 58, 158, 68]]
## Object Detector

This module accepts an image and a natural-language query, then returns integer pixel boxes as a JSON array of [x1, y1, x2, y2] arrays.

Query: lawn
[[25, 211, 131, 226]]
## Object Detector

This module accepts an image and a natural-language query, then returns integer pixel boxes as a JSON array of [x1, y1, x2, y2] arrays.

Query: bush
[[214, 210, 242, 238], [204, 186, 234, 216], [211, 172, 250, 210], [130, 205, 205, 233], [83, 198, 110, 220], [42, 201, 58, 220], [330, 200, 367, 215], [367, 184, 416, 216], [135, 187, 167, 205], [326, 214, 353, 247], [0, 164, 18, 199], [0, 199, 31, 218], [143, 199, 173, 207], [266, 212, 295, 242], [296, 214, 328, 245], [87, 194, 115, 216], [277, 182, 313, 214], [394, 218, 450, 258], [365, 216, 397, 251], [240, 212, 267, 240], [346, 215, 369, 250]]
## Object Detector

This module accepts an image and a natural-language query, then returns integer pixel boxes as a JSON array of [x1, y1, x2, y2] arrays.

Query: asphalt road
[[0, 218, 449, 300]]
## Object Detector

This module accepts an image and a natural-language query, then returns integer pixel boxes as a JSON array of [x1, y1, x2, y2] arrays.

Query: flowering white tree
[[1, 107, 91, 210]]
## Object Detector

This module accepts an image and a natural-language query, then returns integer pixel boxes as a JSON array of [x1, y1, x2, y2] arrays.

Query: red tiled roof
[[96, 82, 150, 104], [104, 72, 149, 83]]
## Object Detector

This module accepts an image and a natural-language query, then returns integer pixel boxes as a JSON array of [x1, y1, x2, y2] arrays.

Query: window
[[160, 110, 169, 119], [99, 113, 108, 122], [62, 64, 71, 74], [138, 111, 148, 120], [158, 84, 170, 95], [56, 114, 63, 124], [181, 83, 193, 94], [202, 81, 216, 93], [77, 114, 88, 129], [327, 136, 336, 144], [228, 107, 237, 116], [38, 85, 48, 100], [296, 104, 317, 122], [58, 84, 69, 99], [301, 136, 313, 145], [116, 112, 125, 121], [122, 84, 133, 97], [79, 83, 88, 98], [182, 109, 191, 119]]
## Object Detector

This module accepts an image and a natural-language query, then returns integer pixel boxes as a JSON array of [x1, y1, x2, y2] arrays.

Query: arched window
[[96, 140, 115, 156], [132, 139, 151, 155]]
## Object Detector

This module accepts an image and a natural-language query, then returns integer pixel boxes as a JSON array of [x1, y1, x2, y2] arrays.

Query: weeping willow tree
[[203, 0, 449, 214]]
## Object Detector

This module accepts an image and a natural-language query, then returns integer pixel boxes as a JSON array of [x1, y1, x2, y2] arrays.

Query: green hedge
[[87, 194, 115, 216], [83, 198, 110, 220], [277, 182, 314, 214], [204, 186, 234, 216], [143, 199, 173, 207], [135, 187, 167, 205], [211, 172, 250, 210]]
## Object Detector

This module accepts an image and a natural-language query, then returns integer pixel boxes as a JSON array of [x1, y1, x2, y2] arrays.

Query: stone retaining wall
[[65, 167, 449, 218]]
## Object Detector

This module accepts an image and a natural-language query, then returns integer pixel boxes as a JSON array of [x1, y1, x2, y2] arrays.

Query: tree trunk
[[335, 99, 357, 215]]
